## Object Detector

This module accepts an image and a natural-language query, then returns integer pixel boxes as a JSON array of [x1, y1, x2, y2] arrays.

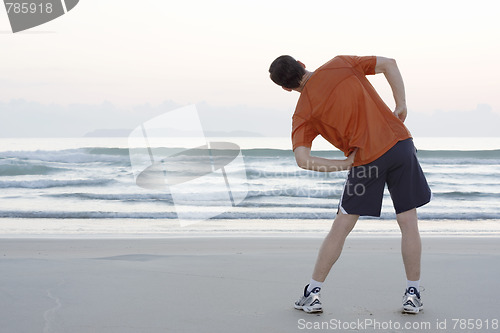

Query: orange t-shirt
[[292, 55, 412, 166]]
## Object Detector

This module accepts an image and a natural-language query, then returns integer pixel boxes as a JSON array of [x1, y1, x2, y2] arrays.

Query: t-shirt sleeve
[[344, 55, 376, 75], [291, 115, 319, 150]]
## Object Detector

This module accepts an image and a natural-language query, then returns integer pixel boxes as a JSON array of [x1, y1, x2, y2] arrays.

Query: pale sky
[[1, 0, 499, 137]]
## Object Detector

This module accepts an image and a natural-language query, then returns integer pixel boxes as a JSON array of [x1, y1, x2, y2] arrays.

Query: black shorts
[[339, 138, 431, 216]]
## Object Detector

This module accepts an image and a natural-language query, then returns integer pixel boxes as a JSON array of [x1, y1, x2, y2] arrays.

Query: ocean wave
[[416, 149, 500, 159], [218, 211, 500, 220], [34, 188, 498, 203], [245, 167, 347, 180], [3, 147, 500, 157], [238, 201, 336, 209], [414, 212, 500, 220], [433, 191, 500, 199], [243, 148, 500, 160], [420, 159, 500, 166], [0, 149, 130, 164], [0, 178, 113, 189], [44, 192, 174, 202], [43, 191, 337, 205], [85, 147, 131, 156], [246, 188, 344, 199], [0, 162, 69, 176], [0, 211, 177, 219], [243, 148, 500, 158], [2, 210, 497, 220], [2, 147, 499, 166]]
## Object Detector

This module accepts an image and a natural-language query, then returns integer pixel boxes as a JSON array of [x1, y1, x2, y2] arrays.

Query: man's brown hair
[[269, 55, 305, 89]]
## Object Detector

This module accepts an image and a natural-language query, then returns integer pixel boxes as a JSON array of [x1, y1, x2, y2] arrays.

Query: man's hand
[[394, 105, 407, 122], [345, 148, 358, 168]]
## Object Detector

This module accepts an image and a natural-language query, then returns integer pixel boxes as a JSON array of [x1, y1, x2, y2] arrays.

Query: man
[[268, 55, 431, 314]]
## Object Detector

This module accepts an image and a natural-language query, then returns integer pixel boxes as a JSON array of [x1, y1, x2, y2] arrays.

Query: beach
[[2, 0, 500, 330], [1, 137, 499, 332], [1, 220, 500, 333]]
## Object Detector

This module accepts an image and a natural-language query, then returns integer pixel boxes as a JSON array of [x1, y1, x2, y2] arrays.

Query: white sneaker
[[294, 284, 323, 313], [402, 287, 423, 313]]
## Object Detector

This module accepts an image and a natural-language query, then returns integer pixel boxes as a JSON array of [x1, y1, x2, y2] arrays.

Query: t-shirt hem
[[292, 142, 313, 151], [353, 135, 411, 166]]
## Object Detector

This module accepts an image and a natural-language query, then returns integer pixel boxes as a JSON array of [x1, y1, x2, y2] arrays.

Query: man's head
[[269, 55, 306, 91]]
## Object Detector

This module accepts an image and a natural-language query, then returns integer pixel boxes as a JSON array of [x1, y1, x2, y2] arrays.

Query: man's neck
[[295, 71, 314, 93]]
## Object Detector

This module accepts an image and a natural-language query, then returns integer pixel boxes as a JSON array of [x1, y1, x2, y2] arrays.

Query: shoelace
[[406, 286, 425, 295]]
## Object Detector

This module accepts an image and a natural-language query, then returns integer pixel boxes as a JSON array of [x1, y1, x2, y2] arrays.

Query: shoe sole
[[294, 305, 323, 313], [403, 306, 423, 314]]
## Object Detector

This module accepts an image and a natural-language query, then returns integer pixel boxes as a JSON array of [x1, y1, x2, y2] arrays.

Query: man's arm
[[294, 146, 356, 172], [374, 56, 407, 122]]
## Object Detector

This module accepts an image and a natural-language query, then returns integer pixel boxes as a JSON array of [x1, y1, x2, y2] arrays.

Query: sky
[[1, 0, 499, 137]]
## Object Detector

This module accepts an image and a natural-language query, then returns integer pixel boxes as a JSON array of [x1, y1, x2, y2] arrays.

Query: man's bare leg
[[398, 208, 424, 313], [396, 208, 421, 281], [311, 211, 360, 282]]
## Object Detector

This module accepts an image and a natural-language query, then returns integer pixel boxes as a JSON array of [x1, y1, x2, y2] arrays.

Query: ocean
[[0, 137, 499, 223]]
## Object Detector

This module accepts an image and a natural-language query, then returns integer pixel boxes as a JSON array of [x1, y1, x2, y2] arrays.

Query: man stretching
[[268, 55, 431, 314]]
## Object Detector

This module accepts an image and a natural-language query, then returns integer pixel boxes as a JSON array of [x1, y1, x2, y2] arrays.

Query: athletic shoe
[[294, 284, 323, 313], [402, 287, 423, 313]]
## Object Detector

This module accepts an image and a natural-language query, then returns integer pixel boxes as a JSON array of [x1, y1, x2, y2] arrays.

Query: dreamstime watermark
[[3, 0, 79, 33], [128, 105, 248, 226]]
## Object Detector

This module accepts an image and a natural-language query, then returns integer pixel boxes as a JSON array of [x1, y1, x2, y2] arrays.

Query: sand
[[1, 234, 499, 333]]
